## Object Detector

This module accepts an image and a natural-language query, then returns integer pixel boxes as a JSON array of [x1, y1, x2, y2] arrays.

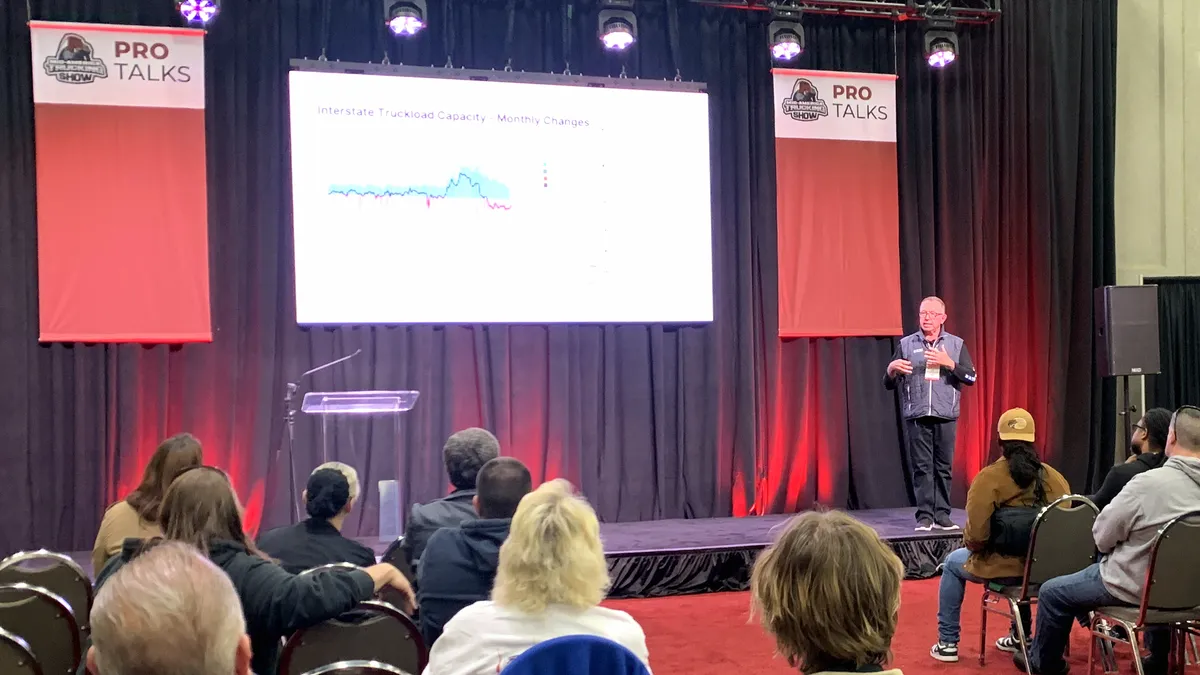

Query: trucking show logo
[[43, 33, 109, 84], [781, 78, 828, 122]]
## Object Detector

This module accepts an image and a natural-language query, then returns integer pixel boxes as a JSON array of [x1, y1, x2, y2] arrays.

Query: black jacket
[[96, 538, 374, 675], [1090, 451, 1169, 511], [400, 489, 477, 570], [416, 517, 510, 645], [257, 518, 377, 574]]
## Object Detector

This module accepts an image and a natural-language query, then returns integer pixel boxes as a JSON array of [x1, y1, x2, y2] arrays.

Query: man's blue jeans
[[1030, 563, 1171, 674], [938, 547, 1029, 643]]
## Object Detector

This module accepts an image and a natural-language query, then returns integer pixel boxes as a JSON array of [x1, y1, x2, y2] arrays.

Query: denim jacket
[[884, 331, 976, 420]]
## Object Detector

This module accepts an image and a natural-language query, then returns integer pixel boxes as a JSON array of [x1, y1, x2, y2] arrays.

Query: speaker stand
[[1118, 375, 1138, 457]]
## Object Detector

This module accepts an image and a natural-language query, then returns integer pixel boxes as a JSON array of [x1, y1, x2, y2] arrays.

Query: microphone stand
[[281, 349, 363, 521]]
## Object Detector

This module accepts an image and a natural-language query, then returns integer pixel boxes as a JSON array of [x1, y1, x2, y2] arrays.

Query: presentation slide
[[287, 69, 713, 324]]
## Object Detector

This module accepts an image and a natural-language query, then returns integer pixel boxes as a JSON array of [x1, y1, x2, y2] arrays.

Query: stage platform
[[594, 508, 963, 599], [365, 507, 963, 600], [69, 507, 961, 600]]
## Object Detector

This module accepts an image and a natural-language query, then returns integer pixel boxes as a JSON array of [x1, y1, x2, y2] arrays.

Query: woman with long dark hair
[[96, 466, 414, 675], [91, 433, 204, 572], [928, 408, 1070, 664], [258, 462, 376, 573]]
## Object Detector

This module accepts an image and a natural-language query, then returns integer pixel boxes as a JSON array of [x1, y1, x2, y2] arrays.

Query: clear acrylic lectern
[[301, 390, 420, 463]]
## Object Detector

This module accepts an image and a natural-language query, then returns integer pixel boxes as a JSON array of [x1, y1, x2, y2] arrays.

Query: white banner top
[[772, 69, 897, 143], [30, 21, 206, 109]]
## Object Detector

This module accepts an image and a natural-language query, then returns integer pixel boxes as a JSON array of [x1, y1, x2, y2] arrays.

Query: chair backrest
[[0, 627, 42, 675], [0, 583, 81, 675], [501, 635, 650, 675], [381, 537, 414, 582], [300, 660, 411, 675], [0, 551, 92, 633], [377, 539, 416, 609], [279, 600, 426, 675], [1140, 510, 1200, 619], [299, 563, 364, 577], [1021, 494, 1100, 594]]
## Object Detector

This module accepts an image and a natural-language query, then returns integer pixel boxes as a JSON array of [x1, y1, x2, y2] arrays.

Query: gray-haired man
[[88, 541, 251, 675]]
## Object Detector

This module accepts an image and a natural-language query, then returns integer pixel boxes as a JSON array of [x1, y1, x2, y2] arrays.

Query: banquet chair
[[501, 635, 650, 675], [0, 583, 81, 675], [380, 536, 415, 582], [1088, 511, 1200, 675], [0, 550, 92, 634], [0, 626, 42, 675], [299, 563, 414, 616], [279, 600, 426, 675], [980, 494, 1099, 673], [300, 660, 411, 675]]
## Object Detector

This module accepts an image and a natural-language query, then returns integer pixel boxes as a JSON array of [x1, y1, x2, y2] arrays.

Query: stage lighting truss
[[383, 0, 428, 37], [690, 0, 999, 25], [768, 7, 804, 62], [599, 0, 638, 52]]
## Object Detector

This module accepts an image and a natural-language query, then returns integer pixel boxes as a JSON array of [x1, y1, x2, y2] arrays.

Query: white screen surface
[[288, 69, 713, 324]]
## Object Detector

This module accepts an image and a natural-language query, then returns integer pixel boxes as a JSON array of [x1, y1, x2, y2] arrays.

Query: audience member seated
[[258, 463, 376, 573], [1090, 407, 1171, 511], [88, 541, 252, 675], [425, 479, 650, 675], [930, 408, 1070, 662], [94, 466, 414, 675], [1019, 406, 1200, 675], [401, 427, 500, 572], [91, 433, 203, 573], [417, 457, 533, 645], [750, 510, 905, 675]]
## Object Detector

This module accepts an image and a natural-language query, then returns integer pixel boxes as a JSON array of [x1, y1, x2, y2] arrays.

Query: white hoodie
[[422, 601, 651, 675], [1093, 455, 1200, 603]]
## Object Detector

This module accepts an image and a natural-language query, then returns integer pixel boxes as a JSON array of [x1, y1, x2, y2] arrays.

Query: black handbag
[[988, 471, 1047, 557]]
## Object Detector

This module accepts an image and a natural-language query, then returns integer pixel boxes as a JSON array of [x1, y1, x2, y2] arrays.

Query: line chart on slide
[[327, 168, 515, 212]]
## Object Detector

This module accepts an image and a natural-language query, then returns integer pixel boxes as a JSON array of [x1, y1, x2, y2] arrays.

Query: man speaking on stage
[[884, 296, 977, 532]]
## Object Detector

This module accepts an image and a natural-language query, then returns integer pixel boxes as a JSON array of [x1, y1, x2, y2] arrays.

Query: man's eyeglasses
[[919, 311, 944, 318], [1134, 423, 1147, 431]]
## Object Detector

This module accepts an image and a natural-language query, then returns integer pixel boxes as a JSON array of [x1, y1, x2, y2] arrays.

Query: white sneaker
[[996, 634, 1021, 653], [930, 642, 960, 662]]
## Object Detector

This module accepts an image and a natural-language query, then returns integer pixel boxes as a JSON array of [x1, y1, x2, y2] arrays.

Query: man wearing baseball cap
[[930, 407, 1070, 664]]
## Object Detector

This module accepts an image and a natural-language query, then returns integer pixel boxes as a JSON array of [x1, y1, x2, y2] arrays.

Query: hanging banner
[[773, 69, 901, 337], [31, 21, 211, 342]]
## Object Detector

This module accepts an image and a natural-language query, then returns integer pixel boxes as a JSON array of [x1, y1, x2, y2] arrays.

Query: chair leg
[[1011, 600, 1033, 675], [1089, 617, 1097, 675], [979, 591, 990, 666], [1188, 631, 1199, 665], [1129, 625, 1147, 675]]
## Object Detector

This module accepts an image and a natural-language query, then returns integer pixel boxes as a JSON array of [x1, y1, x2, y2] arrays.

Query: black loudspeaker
[[1095, 285, 1161, 377]]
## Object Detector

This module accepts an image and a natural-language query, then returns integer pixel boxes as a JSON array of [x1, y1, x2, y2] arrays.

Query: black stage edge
[[68, 508, 961, 599], [593, 508, 963, 599]]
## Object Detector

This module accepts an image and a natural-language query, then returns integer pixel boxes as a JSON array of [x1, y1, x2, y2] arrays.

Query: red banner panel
[[31, 21, 211, 342], [774, 69, 901, 337]]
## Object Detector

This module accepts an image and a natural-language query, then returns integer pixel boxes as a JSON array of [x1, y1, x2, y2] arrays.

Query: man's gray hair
[[920, 296, 946, 311], [90, 542, 245, 675]]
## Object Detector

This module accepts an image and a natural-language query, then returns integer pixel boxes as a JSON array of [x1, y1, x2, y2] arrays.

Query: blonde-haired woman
[[752, 510, 905, 675], [424, 479, 650, 675]]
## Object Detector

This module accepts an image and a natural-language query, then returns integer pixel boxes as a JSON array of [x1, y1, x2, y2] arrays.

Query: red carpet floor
[[604, 578, 1196, 675]]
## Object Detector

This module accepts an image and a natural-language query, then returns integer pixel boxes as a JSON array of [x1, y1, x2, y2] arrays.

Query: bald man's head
[[1167, 406, 1200, 458], [88, 542, 251, 675]]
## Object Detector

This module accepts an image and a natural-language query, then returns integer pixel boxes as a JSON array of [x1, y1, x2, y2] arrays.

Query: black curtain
[[0, 0, 1115, 553], [1147, 278, 1200, 410]]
